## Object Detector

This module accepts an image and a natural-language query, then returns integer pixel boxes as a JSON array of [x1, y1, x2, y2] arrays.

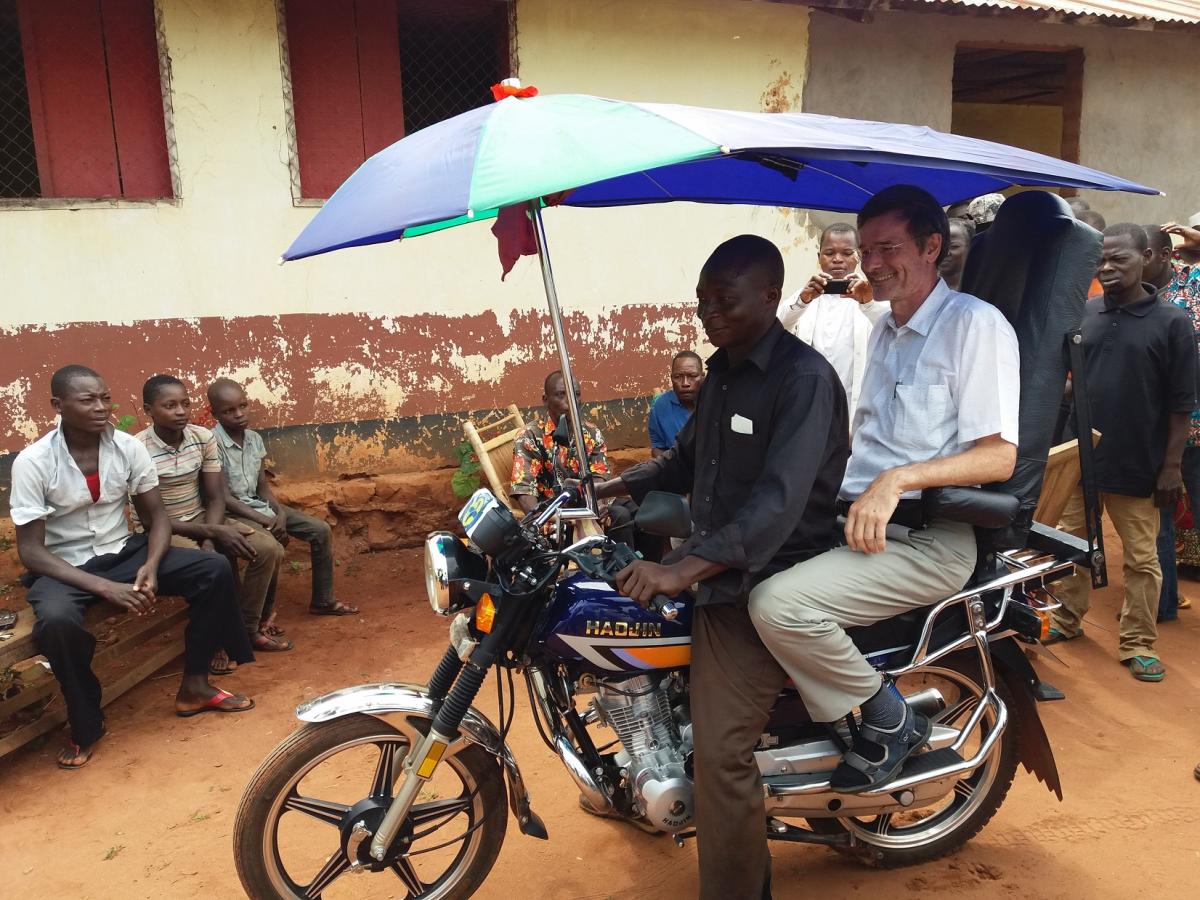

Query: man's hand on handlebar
[[615, 560, 693, 606]]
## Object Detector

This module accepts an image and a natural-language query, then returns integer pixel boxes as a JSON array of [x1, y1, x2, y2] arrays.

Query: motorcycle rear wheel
[[806, 653, 1019, 868], [233, 713, 507, 899]]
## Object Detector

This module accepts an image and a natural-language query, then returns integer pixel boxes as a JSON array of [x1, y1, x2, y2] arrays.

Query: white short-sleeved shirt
[[840, 279, 1020, 500], [9, 425, 159, 566]]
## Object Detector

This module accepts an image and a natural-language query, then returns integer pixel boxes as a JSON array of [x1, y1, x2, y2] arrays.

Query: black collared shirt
[[621, 321, 849, 605], [1076, 287, 1198, 497]]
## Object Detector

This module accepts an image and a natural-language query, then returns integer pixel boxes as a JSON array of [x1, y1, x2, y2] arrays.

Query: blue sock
[[859, 679, 906, 732]]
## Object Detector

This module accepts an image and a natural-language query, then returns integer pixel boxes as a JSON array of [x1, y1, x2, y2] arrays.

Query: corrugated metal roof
[[919, 0, 1200, 26]]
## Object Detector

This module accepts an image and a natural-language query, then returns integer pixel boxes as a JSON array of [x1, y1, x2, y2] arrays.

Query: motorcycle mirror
[[552, 414, 571, 447], [635, 491, 693, 539]]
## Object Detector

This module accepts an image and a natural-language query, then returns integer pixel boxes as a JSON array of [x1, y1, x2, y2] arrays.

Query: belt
[[835, 498, 927, 530]]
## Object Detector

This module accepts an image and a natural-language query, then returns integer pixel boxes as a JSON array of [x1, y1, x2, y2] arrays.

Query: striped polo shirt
[[134, 424, 222, 522]]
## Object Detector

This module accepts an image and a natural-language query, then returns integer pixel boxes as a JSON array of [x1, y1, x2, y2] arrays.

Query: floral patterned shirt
[[1162, 260, 1200, 446], [510, 413, 611, 500]]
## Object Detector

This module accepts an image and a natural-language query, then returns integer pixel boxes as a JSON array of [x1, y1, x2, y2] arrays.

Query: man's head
[[857, 185, 948, 303], [1098, 223, 1152, 300], [1066, 197, 1090, 216], [670, 351, 705, 406], [1142, 224, 1174, 285], [817, 223, 859, 278], [50, 364, 110, 434], [142, 374, 191, 431], [696, 234, 784, 353], [1077, 208, 1106, 231], [939, 217, 975, 284], [543, 370, 581, 422], [208, 377, 250, 432]]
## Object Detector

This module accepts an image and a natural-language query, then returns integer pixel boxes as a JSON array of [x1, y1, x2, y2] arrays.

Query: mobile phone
[[822, 278, 850, 295]]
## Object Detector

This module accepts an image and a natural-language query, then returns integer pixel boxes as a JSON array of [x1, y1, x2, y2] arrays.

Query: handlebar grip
[[648, 594, 680, 621]]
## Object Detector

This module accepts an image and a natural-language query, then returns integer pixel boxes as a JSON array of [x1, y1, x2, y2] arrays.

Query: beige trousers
[[748, 519, 977, 722], [1049, 489, 1160, 660]]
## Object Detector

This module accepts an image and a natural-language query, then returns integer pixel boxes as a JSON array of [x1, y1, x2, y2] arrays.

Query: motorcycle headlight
[[425, 533, 453, 615], [424, 531, 489, 616]]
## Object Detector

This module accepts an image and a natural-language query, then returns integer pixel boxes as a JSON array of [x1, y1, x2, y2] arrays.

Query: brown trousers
[[172, 518, 284, 633], [691, 603, 787, 900]]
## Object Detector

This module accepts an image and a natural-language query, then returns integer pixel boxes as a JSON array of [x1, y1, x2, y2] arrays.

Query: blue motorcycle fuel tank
[[536, 572, 692, 675]]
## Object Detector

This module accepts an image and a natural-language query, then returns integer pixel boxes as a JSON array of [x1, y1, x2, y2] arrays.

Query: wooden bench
[[0, 597, 188, 760]]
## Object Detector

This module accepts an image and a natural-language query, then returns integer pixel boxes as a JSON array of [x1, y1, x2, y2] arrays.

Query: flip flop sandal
[[176, 689, 256, 718], [1043, 627, 1082, 646], [1125, 656, 1166, 682], [261, 623, 287, 637], [1179, 597, 1192, 610], [209, 653, 237, 677], [253, 634, 295, 652], [309, 601, 359, 616], [830, 706, 933, 793], [57, 725, 106, 770]]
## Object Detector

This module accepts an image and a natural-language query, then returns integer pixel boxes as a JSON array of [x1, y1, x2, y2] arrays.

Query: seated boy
[[207, 378, 358, 619], [11, 366, 254, 769], [137, 375, 289, 665]]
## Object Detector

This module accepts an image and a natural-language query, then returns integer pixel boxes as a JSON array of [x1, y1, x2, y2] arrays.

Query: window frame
[[275, 0, 518, 207], [0, 0, 180, 211]]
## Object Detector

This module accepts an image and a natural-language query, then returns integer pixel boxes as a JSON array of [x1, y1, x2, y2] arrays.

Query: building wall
[[803, 8, 1200, 224], [0, 0, 813, 508]]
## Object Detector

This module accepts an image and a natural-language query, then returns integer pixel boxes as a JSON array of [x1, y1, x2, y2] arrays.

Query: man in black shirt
[[1047, 223, 1197, 682], [595, 235, 849, 900]]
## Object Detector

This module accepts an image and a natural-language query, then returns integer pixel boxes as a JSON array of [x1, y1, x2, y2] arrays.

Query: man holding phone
[[777, 222, 890, 410]]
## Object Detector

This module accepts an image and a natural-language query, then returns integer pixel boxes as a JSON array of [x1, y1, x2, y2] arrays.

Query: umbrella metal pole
[[528, 201, 598, 516]]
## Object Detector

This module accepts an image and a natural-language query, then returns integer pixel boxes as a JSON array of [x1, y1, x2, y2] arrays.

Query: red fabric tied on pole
[[491, 205, 537, 281], [491, 82, 539, 101]]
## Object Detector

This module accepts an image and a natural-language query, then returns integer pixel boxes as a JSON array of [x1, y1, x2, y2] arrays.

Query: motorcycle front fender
[[296, 682, 548, 839]]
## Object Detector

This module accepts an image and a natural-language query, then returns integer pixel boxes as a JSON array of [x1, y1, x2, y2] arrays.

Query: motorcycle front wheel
[[233, 713, 507, 899], [807, 652, 1019, 867]]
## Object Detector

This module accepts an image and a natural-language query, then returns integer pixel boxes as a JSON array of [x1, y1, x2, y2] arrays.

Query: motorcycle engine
[[593, 674, 694, 832]]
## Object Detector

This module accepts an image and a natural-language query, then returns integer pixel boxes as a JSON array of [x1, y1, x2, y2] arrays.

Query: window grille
[[0, 0, 173, 201]]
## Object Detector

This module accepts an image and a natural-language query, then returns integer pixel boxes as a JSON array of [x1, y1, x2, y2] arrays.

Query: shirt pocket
[[722, 429, 767, 482], [893, 383, 952, 450]]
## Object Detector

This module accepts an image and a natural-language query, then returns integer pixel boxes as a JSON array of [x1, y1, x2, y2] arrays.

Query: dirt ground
[[1, 531, 1198, 899]]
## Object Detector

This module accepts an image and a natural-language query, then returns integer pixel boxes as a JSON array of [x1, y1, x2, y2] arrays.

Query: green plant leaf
[[451, 468, 481, 500]]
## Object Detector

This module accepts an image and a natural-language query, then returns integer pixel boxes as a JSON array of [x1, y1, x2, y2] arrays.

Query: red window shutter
[[285, 0, 366, 199], [355, 0, 404, 157], [102, 0, 171, 198], [17, 0, 120, 198]]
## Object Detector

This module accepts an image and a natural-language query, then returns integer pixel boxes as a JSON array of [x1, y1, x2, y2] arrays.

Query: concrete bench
[[0, 596, 188, 760]]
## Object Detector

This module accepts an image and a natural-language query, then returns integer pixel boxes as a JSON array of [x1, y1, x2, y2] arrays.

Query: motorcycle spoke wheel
[[302, 850, 352, 899], [390, 857, 427, 896]]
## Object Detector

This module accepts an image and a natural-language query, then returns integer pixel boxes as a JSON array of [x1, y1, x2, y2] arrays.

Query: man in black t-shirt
[[1047, 223, 1198, 683]]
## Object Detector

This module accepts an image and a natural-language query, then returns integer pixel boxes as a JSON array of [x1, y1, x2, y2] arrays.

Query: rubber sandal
[[1043, 627, 1082, 646], [252, 633, 295, 652], [176, 689, 256, 717], [261, 622, 286, 637], [57, 725, 106, 770], [830, 706, 933, 793], [1179, 596, 1192, 610], [309, 601, 359, 616], [1124, 656, 1165, 682], [209, 650, 237, 676]]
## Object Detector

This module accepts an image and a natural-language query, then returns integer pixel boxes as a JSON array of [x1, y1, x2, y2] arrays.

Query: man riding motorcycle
[[598, 186, 1020, 899], [594, 233, 850, 899]]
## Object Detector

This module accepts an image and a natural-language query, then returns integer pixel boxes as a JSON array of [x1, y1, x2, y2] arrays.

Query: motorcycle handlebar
[[648, 593, 682, 621]]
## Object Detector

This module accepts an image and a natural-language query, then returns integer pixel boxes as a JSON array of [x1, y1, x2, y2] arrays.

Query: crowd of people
[[9, 371, 357, 768]]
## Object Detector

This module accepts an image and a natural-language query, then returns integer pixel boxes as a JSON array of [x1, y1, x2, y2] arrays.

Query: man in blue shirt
[[648, 351, 704, 458]]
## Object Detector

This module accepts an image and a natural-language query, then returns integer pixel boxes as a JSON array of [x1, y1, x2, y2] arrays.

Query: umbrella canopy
[[283, 93, 1157, 262]]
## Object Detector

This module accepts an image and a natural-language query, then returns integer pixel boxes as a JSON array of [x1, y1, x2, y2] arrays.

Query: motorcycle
[[233, 481, 1087, 899]]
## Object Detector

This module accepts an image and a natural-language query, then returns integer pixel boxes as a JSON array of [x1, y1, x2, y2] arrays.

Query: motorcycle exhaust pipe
[[904, 688, 947, 720], [555, 735, 613, 813]]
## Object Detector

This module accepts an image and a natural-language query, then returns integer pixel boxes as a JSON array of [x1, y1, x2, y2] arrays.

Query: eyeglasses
[[859, 240, 911, 261]]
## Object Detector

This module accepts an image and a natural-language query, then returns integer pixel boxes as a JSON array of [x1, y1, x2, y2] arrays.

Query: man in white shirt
[[777, 222, 890, 410], [10, 366, 255, 769], [750, 186, 1020, 792]]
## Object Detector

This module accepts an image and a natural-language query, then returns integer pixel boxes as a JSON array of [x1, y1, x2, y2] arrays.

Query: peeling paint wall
[[802, 9, 1200, 224], [0, 0, 813, 478]]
